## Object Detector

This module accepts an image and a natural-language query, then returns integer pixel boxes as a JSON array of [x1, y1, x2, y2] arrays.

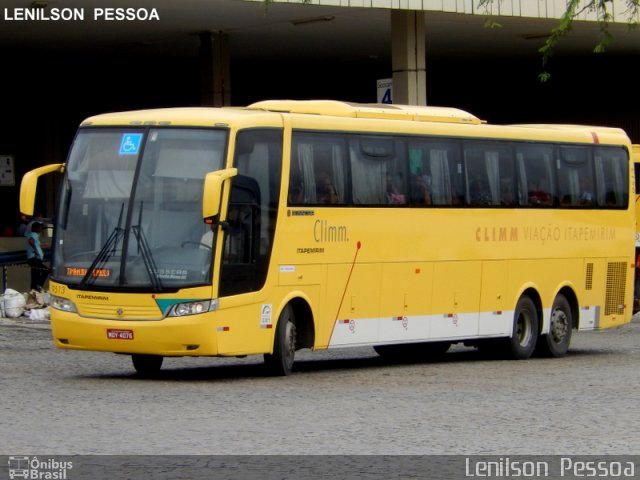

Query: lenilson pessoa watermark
[[8, 456, 73, 480], [3, 7, 159, 22], [465, 457, 636, 478]]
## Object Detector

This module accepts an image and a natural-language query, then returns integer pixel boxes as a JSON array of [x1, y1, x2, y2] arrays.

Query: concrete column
[[199, 31, 231, 107], [391, 10, 426, 106]]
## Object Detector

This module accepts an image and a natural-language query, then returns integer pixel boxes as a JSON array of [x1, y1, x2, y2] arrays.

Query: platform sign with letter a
[[376, 78, 393, 104]]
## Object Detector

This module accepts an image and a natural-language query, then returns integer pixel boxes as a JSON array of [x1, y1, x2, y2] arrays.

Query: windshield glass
[[53, 127, 227, 291]]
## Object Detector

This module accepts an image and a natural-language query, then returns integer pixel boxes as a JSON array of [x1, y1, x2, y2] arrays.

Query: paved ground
[[0, 312, 639, 456]]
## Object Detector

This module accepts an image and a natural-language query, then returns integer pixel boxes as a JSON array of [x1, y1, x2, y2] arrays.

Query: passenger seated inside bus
[[500, 180, 515, 206], [316, 172, 339, 204], [410, 174, 432, 205], [468, 177, 492, 206], [386, 173, 406, 204], [527, 180, 552, 206], [578, 175, 595, 206], [560, 175, 594, 207], [288, 178, 304, 204]]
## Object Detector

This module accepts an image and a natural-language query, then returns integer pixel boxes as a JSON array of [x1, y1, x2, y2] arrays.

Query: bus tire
[[504, 296, 538, 360], [264, 304, 296, 376], [536, 294, 572, 357], [132, 354, 163, 376]]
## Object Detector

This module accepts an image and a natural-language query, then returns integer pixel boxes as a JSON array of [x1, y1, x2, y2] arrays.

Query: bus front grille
[[79, 304, 163, 321]]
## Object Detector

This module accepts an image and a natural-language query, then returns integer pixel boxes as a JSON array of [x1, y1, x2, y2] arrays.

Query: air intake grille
[[605, 262, 626, 315], [585, 263, 594, 290]]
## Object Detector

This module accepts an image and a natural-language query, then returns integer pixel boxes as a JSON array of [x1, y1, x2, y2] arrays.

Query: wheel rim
[[550, 308, 569, 344], [516, 311, 533, 347]]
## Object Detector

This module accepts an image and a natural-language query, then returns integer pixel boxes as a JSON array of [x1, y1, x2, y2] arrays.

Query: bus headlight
[[167, 300, 215, 317], [49, 295, 78, 313]]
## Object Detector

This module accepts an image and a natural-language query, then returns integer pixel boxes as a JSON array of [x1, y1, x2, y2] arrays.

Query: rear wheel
[[503, 296, 538, 359], [536, 294, 572, 357], [132, 354, 163, 376], [264, 305, 296, 376]]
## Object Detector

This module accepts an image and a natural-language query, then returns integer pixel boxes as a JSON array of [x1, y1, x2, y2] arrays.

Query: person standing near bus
[[26, 221, 50, 291]]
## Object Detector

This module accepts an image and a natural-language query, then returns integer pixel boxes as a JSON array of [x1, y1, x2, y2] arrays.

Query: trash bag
[[4, 288, 26, 318], [26, 307, 50, 321]]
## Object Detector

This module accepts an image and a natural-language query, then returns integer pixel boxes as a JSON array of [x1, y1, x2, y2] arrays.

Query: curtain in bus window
[[430, 149, 452, 205], [78, 134, 137, 199], [540, 155, 554, 204], [595, 157, 605, 205], [297, 143, 316, 204], [80, 133, 134, 171], [516, 152, 528, 205], [350, 141, 386, 205], [484, 151, 500, 205], [155, 146, 221, 179], [332, 144, 345, 202], [83, 170, 134, 199]]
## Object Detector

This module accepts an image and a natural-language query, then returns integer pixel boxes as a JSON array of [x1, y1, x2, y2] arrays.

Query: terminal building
[[0, 0, 639, 231]]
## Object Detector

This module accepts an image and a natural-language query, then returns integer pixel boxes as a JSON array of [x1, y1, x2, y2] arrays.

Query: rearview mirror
[[202, 167, 238, 219], [20, 163, 65, 216]]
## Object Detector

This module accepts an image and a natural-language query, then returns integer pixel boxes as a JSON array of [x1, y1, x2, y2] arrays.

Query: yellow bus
[[20, 100, 635, 376]]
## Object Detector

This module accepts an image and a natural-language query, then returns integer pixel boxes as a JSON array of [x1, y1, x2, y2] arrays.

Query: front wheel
[[536, 294, 572, 357], [264, 305, 296, 376], [132, 354, 163, 377], [503, 296, 538, 359]]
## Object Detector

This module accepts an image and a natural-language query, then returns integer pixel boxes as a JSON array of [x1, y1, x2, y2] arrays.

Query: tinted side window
[[350, 135, 407, 205], [407, 140, 463, 206], [290, 132, 348, 206], [558, 147, 594, 207], [515, 144, 556, 207], [464, 142, 515, 207], [594, 147, 629, 208]]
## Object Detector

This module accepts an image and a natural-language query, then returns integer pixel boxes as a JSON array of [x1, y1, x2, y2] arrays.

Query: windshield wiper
[[130, 201, 162, 292], [80, 203, 125, 289], [131, 224, 162, 292]]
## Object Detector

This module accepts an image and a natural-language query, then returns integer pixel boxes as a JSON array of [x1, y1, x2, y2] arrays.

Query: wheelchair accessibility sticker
[[119, 133, 143, 155]]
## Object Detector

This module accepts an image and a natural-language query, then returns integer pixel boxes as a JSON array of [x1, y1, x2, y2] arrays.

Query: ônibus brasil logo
[[8, 456, 73, 479]]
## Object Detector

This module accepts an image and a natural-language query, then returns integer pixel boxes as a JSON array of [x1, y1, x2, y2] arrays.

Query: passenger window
[[464, 142, 514, 207], [515, 144, 555, 207], [407, 140, 462, 206], [558, 147, 594, 207], [290, 133, 348, 206], [350, 136, 406, 206], [594, 147, 628, 208]]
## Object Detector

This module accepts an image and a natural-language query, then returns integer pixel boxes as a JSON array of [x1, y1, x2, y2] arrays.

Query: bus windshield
[[53, 127, 227, 291]]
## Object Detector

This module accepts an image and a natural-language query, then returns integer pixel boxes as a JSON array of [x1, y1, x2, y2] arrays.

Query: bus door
[[218, 175, 262, 297]]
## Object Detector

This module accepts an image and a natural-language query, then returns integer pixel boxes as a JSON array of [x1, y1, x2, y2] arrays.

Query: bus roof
[[247, 100, 483, 125], [79, 101, 630, 147], [80, 107, 276, 128]]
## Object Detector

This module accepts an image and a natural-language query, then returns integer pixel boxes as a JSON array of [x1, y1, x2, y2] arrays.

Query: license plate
[[107, 329, 134, 340]]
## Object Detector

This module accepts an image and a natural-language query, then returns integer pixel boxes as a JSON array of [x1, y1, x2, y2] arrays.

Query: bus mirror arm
[[206, 219, 230, 231]]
